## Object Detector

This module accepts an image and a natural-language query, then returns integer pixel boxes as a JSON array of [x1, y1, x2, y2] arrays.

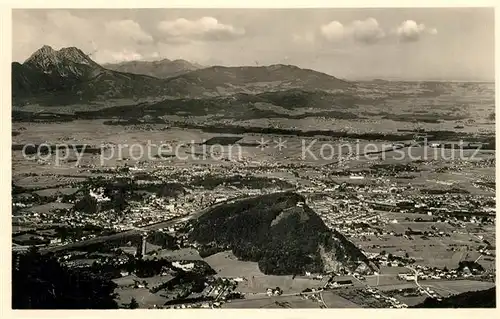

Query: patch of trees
[[146, 231, 178, 249], [150, 271, 204, 294], [74, 194, 99, 213], [128, 297, 139, 309], [136, 182, 185, 198], [457, 260, 485, 273], [12, 182, 28, 196], [420, 188, 470, 195], [413, 287, 495, 308], [370, 163, 420, 173], [150, 262, 215, 294], [12, 111, 75, 123], [87, 260, 123, 279], [12, 248, 118, 309], [198, 246, 226, 258], [127, 258, 173, 278], [177, 123, 418, 142]]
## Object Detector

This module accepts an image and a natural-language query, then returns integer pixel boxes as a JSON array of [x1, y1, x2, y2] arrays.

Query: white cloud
[[320, 21, 345, 42], [396, 20, 437, 42], [320, 18, 385, 44], [320, 18, 437, 45], [104, 20, 153, 44], [12, 11, 39, 51], [13, 10, 157, 63], [350, 18, 385, 44], [158, 16, 245, 42], [46, 10, 93, 34], [14, 11, 97, 60]]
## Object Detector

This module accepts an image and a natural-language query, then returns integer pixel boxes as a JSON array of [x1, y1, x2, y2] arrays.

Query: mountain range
[[12, 45, 350, 105], [164, 64, 350, 97], [103, 59, 203, 79]]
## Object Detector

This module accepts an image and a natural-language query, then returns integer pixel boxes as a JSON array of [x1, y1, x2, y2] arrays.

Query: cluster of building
[[165, 277, 244, 309], [398, 264, 480, 281], [364, 252, 414, 268], [308, 195, 385, 237], [364, 287, 409, 308]]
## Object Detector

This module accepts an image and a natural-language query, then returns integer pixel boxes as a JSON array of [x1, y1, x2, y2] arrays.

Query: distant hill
[[413, 287, 495, 308], [186, 192, 376, 275], [103, 59, 203, 79], [370, 78, 391, 83], [163, 64, 351, 97], [68, 89, 365, 121]]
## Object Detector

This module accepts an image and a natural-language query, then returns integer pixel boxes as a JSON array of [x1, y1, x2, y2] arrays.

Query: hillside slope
[[164, 64, 351, 97]]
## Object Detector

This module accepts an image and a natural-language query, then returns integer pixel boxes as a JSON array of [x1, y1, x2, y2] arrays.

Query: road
[[474, 254, 483, 263], [319, 292, 328, 308], [405, 266, 434, 298]]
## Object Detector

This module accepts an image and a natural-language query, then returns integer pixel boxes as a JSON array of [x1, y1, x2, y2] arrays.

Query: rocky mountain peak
[[25, 45, 98, 67], [57, 47, 97, 66], [24, 45, 58, 67]]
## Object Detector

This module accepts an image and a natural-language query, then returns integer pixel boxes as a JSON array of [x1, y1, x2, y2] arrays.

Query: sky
[[12, 8, 494, 81]]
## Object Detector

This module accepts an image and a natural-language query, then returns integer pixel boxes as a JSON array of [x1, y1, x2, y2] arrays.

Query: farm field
[[114, 286, 166, 309], [321, 291, 362, 308], [222, 294, 321, 308], [204, 251, 327, 294], [420, 280, 496, 297]]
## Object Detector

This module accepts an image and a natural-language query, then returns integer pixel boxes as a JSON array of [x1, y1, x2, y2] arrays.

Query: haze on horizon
[[13, 8, 494, 82]]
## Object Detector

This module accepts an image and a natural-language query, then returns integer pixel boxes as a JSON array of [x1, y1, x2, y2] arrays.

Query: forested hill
[[187, 191, 375, 275]]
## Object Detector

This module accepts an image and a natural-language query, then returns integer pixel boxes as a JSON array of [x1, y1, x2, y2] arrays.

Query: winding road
[[405, 266, 434, 298]]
